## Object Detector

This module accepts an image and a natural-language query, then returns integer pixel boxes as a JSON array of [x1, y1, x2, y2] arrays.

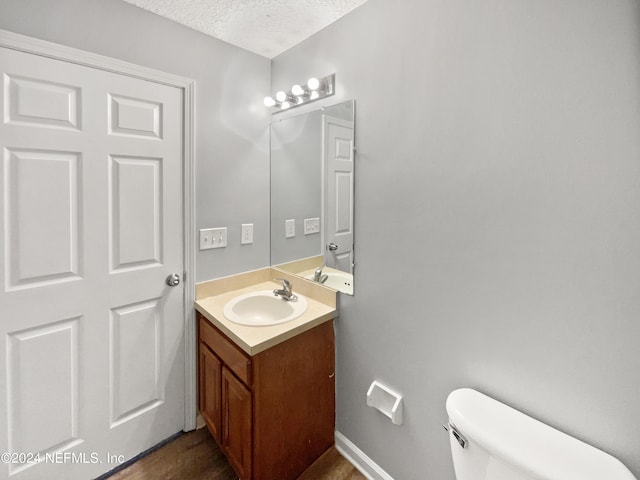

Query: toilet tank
[[446, 388, 637, 480]]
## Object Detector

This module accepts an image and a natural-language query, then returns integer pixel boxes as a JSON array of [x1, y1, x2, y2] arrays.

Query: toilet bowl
[[446, 388, 637, 480]]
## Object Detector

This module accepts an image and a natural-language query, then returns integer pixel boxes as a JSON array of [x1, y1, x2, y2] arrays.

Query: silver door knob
[[327, 243, 338, 251], [166, 273, 181, 287]]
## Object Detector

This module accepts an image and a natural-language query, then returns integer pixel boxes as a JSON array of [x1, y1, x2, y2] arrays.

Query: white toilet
[[446, 388, 637, 480]]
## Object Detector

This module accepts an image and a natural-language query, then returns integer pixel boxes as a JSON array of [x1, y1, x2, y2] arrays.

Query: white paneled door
[[0, 46, 185, 479], [323, 115, 354, 273]]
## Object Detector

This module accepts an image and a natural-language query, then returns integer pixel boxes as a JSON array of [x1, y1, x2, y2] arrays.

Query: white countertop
[[195, 280, 336, 356]]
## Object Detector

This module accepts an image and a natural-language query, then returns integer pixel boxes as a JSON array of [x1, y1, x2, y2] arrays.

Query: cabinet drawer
[[199, 314, 252, 385]]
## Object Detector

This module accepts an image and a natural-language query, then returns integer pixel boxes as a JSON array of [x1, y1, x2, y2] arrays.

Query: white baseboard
[[335, 431, 395, 480]]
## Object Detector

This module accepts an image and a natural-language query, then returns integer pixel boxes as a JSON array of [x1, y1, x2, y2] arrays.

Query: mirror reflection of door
[[323, 114, 354, 273]]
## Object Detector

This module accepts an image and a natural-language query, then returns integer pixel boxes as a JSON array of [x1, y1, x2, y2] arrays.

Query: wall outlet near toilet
[[200, 227, 227, 249]]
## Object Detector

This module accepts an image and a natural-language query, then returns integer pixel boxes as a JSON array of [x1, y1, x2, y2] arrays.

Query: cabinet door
[[222, 367, 252, 480], [199, 343, 222, 443]]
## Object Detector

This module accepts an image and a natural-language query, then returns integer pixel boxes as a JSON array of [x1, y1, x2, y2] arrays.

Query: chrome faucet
[[273, 278, 298, 301], [313, 266, 328, 284]]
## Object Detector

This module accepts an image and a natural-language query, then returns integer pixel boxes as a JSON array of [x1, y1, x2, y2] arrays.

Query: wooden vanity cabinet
[[197, 312, 335, 480]]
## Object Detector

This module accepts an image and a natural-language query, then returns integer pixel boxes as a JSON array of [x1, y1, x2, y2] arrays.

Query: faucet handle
[[274, 278, 291, 290], [273, 278, 297, 301]]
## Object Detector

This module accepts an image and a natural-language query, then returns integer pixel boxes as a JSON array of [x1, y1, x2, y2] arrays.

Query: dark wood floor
[[106, 428, 366, 480]]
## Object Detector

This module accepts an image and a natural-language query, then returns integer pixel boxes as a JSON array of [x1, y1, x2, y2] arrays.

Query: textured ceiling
[[122, 0, 369, 58]]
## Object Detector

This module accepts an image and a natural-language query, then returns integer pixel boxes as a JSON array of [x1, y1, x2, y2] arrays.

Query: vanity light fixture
[[263, 73, 335, 113], [307, 77, 320, 90]]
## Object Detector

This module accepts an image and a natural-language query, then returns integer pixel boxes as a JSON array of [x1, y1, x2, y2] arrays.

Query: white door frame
[[0, 29, 198, 431]]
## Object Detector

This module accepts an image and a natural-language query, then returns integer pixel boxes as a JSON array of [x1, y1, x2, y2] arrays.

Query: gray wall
[[0, 0, 271, 283], [273, 0, 640, 479], [270, 110, 322, 265]]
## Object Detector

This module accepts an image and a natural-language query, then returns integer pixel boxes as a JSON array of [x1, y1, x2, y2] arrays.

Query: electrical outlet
[[200, 227, 227, 250], [241, 224, 253, 245], [285, 219, 295, 238], [304, 217, 320, 235]]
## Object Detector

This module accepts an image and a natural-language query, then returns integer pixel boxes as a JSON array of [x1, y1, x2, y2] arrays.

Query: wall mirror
[[270, 100, 355, 295]]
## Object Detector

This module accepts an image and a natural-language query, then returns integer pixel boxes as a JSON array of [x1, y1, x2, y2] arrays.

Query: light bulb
[[291, 84, 304, 96], [263, 96, 276, 107], [281, 101, 291, 110], [275, 91, 287, 102], [310, 91, 319, 100], [307, 77, 320, 90], [296, 96, 305, 105]]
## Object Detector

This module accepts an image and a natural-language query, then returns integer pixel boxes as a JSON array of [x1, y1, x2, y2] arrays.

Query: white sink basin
[[223, 290, 308, 326]]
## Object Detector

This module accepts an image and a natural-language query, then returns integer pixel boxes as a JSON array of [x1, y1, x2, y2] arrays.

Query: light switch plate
[[241, 223, 253, 245], [285, 219, 295, 238], [200, 227, 227, 250], [304, 217, 320, 235]]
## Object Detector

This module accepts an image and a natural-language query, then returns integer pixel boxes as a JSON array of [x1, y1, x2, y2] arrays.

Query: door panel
[[0, 45, 184, 480], [5, 74, 81, 131], [6, 318, 81, 477], [4, 148, 82, 289], [108, 93, 163, 139], [110, 299, 163, 426], [109, 154, 163, 271]]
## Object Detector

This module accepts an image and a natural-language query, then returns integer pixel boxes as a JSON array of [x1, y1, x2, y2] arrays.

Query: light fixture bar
[[264, 73, 335, 113]]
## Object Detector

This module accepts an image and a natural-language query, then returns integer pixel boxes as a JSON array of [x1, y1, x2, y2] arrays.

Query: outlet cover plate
[[285, 219, 295, 238], [241, 223, 254, 245]]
